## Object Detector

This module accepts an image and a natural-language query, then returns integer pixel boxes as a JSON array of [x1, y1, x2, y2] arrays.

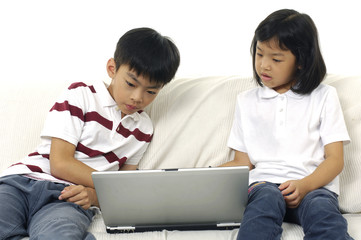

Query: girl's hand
[[278, 180, 309, 208], [59, 185, 99, 209]]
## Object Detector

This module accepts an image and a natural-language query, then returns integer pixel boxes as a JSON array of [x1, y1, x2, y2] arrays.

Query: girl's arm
[[279, 141, 344, 208], [219, 150, 254, 170]]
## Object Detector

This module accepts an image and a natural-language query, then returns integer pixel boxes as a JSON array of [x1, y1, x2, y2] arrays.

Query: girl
[[222, 9, 353, 239]]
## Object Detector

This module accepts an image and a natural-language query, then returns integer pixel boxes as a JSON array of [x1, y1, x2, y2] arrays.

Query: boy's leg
[[27, 180, 96, 240], [28, 201, 95, 240], [237, 182, 286, 240], [0, 175, 30, 240], [292, 188, 354, 240]]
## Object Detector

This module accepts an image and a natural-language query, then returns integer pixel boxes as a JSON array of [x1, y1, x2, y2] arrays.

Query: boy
[[0, 27, 180, 240]]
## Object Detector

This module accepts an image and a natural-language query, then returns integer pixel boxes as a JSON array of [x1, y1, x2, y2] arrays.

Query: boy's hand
[[59, 185, 99, 209], [278, 180, 309, 208]]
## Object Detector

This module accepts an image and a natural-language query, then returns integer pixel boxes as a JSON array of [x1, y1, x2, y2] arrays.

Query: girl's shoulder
[[237, 86, 261, 99], [311, 83, 337, 97]]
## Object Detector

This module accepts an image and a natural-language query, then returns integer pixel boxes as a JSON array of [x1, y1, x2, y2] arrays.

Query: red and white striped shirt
[[1, 81, 153, 185]]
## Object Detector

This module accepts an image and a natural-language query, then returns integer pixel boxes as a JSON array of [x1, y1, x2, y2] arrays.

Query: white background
[[0, 0, 360, 84]]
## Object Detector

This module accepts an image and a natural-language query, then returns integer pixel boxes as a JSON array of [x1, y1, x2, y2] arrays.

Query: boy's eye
[[126, 81, 135, 87], [147, 90, 157, 95]]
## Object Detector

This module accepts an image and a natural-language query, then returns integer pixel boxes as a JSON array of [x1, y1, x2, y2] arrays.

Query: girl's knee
[[248, 182, 285, 208], [300, 188, 346, 229], [303, 188, 339, 214]]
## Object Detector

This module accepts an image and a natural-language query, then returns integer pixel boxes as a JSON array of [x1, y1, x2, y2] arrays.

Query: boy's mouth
[[125, 104, 137, 111]]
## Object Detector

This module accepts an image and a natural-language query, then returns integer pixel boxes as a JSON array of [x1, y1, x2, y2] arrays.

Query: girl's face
[[255, 38, 299, 94]]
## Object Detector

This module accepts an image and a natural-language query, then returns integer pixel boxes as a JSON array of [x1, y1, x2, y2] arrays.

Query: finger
[[59, 186, 82, 200], [284, 194, 297, 203], [285, 197, 300, 208], [278, 182, 289, 191]]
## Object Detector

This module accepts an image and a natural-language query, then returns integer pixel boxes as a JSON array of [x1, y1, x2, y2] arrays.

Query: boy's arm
[[279, 141, 344, 208], [51, 137, 139, 209], [119, 164, 138, 171], [50, 137, 96, 188], [219, 150, 254, 170], [50, 137, 100, 208]]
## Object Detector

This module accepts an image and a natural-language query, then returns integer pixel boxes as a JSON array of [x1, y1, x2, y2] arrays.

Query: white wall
[[0, 0, 359, 84]]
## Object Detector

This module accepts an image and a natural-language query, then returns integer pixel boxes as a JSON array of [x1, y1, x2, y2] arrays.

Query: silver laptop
[[92, 166, 249, 233]]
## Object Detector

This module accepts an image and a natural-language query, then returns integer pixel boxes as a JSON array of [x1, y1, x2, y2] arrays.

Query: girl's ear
[[106, 58, 117, 78]]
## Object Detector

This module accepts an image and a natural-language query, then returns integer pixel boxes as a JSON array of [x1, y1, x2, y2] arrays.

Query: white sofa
[[1, 74, 360, 239]]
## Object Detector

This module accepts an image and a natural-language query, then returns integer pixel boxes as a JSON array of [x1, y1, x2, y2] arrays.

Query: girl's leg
[[0, 175, 30, 240], [290, 188, 353, 240], [237, 182, 286, 240]]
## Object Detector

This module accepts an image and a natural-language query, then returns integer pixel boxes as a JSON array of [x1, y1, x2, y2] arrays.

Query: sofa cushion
[[141, 76, 256, 169], [0, 80, 70, 172], [323, 75, 361, 213]]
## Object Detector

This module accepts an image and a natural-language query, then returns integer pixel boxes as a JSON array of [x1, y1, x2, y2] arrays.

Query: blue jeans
[[237, 182, 353, 240], [0, 175, 96, 240]]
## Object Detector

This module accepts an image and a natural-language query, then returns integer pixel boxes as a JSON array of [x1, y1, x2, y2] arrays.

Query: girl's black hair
[[251, 9, 326, 94], [114, 28, 180, 86]]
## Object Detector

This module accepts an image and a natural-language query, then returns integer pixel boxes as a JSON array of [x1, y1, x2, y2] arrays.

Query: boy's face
[[255, 38, 299, 94], [106, 59, 163, 118]]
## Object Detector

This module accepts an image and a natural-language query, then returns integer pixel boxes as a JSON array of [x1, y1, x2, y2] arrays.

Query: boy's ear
[[106, 58, 117, 78]]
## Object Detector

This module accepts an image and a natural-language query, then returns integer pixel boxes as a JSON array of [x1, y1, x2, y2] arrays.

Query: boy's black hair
[[251, 9, 326, 94], [114, 27, 180, 86]]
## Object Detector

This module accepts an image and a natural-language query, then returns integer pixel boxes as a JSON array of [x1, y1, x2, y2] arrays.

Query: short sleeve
[[40, 86, 87, 146], [227, 94, 247, 152], [320, 87, 350, 146]]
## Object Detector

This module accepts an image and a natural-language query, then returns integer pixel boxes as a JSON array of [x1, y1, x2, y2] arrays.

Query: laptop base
[[106, 223, 241, 233]]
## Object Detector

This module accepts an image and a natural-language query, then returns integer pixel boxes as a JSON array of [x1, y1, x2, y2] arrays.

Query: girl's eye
[[256, 53, 263, 57], [273, 59, 282, 63]]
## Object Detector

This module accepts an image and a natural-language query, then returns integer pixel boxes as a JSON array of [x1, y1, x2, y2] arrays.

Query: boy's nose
[[131, 90, 143, 103]]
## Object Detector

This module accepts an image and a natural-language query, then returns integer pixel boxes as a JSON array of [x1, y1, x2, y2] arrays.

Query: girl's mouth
[[261, 73, 272, 82]]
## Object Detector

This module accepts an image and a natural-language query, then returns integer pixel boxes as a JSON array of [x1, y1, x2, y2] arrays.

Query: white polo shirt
[[1, 80, 153, 185], [228, 84, 350, 194]]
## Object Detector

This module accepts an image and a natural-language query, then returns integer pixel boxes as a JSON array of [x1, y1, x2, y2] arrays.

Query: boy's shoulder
[[136, 110, 153, 133], [67, 82, 96, 94]]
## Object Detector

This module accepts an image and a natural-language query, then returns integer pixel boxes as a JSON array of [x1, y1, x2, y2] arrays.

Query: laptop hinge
[[106, 226, 135, 233], [216, 222, 240, 229]]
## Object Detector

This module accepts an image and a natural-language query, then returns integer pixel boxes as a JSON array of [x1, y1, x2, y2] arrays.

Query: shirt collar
[[93, 80, 141, 121], [259, 86, 304, 99], [93, 80, 117, 107]]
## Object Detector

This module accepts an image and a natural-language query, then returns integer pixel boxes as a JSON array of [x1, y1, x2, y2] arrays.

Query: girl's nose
[[261, 59, 271, 70]]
